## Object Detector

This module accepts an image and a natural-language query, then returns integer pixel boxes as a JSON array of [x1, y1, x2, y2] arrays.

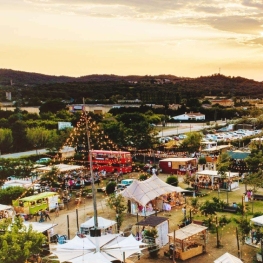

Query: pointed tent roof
[[121, 174, 189, 207], [52, 233, 147, 263], [214, 252, 243, 263], [69, 252, 113, 263], [80, 216, 116, 229]]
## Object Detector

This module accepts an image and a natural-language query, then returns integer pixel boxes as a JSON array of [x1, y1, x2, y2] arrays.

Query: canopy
[[69, 252, 113, 263], [23, 222, 58, 233], [51, 233, 147, 263], [0, 204, 13, 211], [121, 174, 189, 207], [196, 170, 239, 178], [80, 216, 116, 229], [214, 252, 243, 263], [168, 223, 207, 241], [250, 215, 263, 226], [36, 164, 84, 173]]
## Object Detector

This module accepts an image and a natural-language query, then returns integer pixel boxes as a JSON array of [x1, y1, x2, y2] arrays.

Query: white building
[[171, 112, 205, 121]]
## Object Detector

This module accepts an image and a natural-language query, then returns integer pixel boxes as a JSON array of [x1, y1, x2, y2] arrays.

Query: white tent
[[69, 252, 113, 263], [214, 252, 243, 263], [250, 215, 263, 226], [51, 233, 147, 263], [80, 216, 116, 230], [121, 174, 189, 207], [36, 164, 84, 173], [23, 222, 58, 233]]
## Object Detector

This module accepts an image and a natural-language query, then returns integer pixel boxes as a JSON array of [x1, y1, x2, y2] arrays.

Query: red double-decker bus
[[89, 150, 132, 174]]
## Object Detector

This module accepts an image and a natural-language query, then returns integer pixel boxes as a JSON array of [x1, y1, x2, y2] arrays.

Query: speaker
[[90, 228, 101, 237]]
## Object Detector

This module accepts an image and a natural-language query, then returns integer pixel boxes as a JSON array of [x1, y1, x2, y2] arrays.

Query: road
[[0, 149, 48, 159], [158, 121, 226, 138]]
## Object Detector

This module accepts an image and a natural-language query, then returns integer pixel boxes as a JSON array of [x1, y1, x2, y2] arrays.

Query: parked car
[[36, 158, 51, 164]]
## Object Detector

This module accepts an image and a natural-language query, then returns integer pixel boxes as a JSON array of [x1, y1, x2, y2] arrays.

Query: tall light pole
[[83, 98, 98, 230]]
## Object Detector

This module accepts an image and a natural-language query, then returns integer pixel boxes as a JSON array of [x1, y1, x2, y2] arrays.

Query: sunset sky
[[1, 0, 263, 81]]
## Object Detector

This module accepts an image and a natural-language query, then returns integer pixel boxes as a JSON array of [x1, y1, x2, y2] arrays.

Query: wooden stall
[[159, 158, 197, 174], [168, 223, 207, 261], [195, 170, 240, 190]]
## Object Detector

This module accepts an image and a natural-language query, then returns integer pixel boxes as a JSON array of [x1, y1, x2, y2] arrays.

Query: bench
[[253, 194, 263, 201], [222, 206, 238, 213]]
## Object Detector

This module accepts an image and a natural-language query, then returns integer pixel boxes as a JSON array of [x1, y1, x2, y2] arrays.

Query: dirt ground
[[38, 173, 260, 263]]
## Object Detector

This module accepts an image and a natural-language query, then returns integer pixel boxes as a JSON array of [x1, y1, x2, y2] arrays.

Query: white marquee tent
[[51, 233, 147, 263], [121, 174, 189, 207], [250, 215, 263, 226], [214, 252, 243, 263], [80, 216, 116, 230], [36, 164, 84, 173]]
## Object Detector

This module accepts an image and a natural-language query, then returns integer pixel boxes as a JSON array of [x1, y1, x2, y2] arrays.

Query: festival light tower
[[83, 99, 99, 235]]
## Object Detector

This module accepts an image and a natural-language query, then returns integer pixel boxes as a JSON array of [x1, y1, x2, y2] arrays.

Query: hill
[[0, 69, 184, 85], [0, 69, 263, 102]]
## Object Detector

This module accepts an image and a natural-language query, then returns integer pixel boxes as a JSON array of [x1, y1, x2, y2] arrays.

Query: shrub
[[138, 173, 150, 181], [198, 156, 207, 165], [166, 176, 178, 186], [106, 182, 116, 195], [144, 228, 159, 258], [0, 186, 30, 205]]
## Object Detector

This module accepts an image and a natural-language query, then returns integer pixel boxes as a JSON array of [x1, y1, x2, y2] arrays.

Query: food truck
[[12, 192, 60, 215]]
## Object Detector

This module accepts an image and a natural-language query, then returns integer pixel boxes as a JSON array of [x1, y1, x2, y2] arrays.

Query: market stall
[[159, 157, 197, 174], [0, 204, 15, 220], [136, 216, 169, 247], [121, 175, 189, 216], [168, 223, 207, 261], [12, 192, 60, 215], [195, 170, 240, 190]]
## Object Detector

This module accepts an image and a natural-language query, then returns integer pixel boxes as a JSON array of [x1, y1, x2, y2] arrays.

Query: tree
[[244, 149, 263, 191], [107, 194, 126, 232], [39, 99, 66, 114], [180, 132, 203, 153], [0, 128, 13, 154], [115, 112, 158, 150], [26, 127, 51, 149], [200, 200, 217, 216], [11, 120, 28, 151], [0, 216, 46, 263]]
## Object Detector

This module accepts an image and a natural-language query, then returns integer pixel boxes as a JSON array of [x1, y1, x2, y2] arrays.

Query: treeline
[[0, 70, 263, 106]]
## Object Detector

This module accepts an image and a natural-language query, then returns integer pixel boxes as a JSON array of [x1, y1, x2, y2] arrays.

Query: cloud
[[206, 16, 263, 34], [24, 0, 263, 36], [244, 37, 263, 46]]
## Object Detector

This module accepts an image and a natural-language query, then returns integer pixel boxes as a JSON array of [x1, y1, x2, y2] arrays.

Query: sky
[[1, 0, 263, 81]]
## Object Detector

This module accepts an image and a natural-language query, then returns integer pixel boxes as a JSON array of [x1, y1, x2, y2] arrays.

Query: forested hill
[[0, 69, 263, 101], [0, 69, 183, 85]]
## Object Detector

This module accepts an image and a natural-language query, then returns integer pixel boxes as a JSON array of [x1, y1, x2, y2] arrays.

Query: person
[[182, 206, 186, 218], [39, 210, 44, 223], [55, 203, 59, 217], [232, 202, 237, 208], [44, 208, 51, 221]]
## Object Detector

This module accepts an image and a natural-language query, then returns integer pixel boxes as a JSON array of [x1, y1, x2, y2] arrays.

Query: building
[[210, 99, 234, 107], [171, 112, 205, 121]]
